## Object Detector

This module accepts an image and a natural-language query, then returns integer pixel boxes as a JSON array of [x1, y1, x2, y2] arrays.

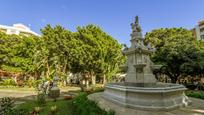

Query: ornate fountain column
[[123, 16, 156, 86]]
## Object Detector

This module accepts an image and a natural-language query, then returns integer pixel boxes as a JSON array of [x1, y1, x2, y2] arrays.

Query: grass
[[186, 90, 204, 100], [16, 100, 71, 115], [15, 92, 114, 115], [0, 84, 110, 114], [68, 93, 114, 115]]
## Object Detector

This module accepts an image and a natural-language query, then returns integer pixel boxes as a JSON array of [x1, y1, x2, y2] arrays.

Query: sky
[[0, 0, 204, 45]]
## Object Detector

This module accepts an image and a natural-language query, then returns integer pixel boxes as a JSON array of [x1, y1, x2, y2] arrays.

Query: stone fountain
[[103, 16, 190, 110]]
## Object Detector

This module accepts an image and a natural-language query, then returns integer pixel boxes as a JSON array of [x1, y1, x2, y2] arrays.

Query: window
[[9, 29, 17, 34], [200, 28, 204, 32], [201, 35, 204, 40]]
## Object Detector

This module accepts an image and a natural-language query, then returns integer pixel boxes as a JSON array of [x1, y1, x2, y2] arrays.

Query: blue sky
[[0, 0, 203, 45]]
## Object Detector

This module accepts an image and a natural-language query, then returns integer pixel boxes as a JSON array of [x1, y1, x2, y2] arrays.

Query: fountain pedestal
[[103, 16, 190, 110], [104, 83, 189, 110]]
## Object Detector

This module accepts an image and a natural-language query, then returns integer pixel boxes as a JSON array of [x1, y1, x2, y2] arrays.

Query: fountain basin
[[103, 82, 190, 110]]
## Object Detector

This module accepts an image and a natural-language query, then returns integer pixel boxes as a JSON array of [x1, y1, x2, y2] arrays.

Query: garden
[[0, 91, 114, 115], [0, 24, 204, 115]]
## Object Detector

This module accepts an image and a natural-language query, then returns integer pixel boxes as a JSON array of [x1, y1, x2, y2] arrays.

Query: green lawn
[[16, 100, 71, 115], [186, 90, 204, 100], [15, 93, 114, 115]]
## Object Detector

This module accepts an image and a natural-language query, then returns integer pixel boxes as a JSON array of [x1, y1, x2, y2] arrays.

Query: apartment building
[[192, 20, 204, 40], [0, 23, 40, 36]]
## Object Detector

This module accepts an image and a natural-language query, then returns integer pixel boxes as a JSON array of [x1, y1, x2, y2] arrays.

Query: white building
[[192, 20, 204, 41], [0, 23, 40, 36]]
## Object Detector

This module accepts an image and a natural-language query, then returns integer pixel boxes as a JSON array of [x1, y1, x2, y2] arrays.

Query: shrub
[[186, 91, 204, 100], [16, 80, 24, 87], [185, 84, 197, 90], [36, 93, 46, 105], [69, 93, 115, 115], [25, 79, 35, 87], [12, 108, 29, 115], [197, 84, 204, 90], [2, 79, 16, 86], [50, 105, 58, 115], [34, 79, 44, 91], [34, 106, 41, 113], [0, 97, 14, 115]]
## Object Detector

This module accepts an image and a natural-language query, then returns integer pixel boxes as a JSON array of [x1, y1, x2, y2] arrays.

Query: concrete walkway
[[0, 90, 36, 98], [88, 92, 204, 115], [0, 86, 81, 105], [0, 86, 81, 98]]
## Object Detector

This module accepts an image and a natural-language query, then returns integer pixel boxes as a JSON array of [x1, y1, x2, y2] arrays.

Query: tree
[[0, 32, 37, 74], [145, 28, 203, 83], [72, 25, 124, 86], [35, 24, 75, 82], [0, 24, 125, 88], [0, 32, 9, 69]]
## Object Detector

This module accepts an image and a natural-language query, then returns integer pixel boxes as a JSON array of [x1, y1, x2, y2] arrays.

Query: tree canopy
[[0, 24, 125, 85], [145, 28, 204, 83]]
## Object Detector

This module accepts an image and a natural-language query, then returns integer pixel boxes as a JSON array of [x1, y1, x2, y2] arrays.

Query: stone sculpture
[[103, 16, 190, 110]]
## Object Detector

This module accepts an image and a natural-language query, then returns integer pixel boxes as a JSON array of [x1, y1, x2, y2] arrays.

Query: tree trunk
[[103, 74, 106, 86], [92, 75, 96, 85], [91, 72, 96, 85], [85, 79, 89, 88]]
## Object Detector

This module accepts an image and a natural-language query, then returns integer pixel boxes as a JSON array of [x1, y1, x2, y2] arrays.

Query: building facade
[[0, 23, 40, 36], [192, 20, 204, 40]]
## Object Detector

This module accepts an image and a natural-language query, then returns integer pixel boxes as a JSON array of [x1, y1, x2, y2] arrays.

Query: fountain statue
[[103, 16, 190, 110], [48, 74, 60, 100]]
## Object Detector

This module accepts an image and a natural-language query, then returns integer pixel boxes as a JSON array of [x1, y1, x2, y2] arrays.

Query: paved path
[[0, 90, 36, 98], [88, 92, 204, 115], [0, 86, 81, 105], [0, 86, 81, 98]]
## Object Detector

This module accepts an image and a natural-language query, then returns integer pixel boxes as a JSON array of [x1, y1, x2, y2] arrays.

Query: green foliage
[[72, 25, 124, 81], [0, 33, 37, 73], [34, 24, 75, 79], [24, 78, 35, 87], [24, 79, 43, 90], [0, 24, 124, 85], [36, 93, 46, 105], [50, 105, 58, 115], [70, 93, 115, 115], [0, 97, 14, 115], [186, 91, 204, 100], [16, 100, 70, 115], [185, 84, 197, 90], [16, 93, 114, 115], [144, 28, 194, 48], [1, 79, 16, 86], [11, 108, 29, 115], [33, 106, 41, 114], [144, 28, 204, 83]]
